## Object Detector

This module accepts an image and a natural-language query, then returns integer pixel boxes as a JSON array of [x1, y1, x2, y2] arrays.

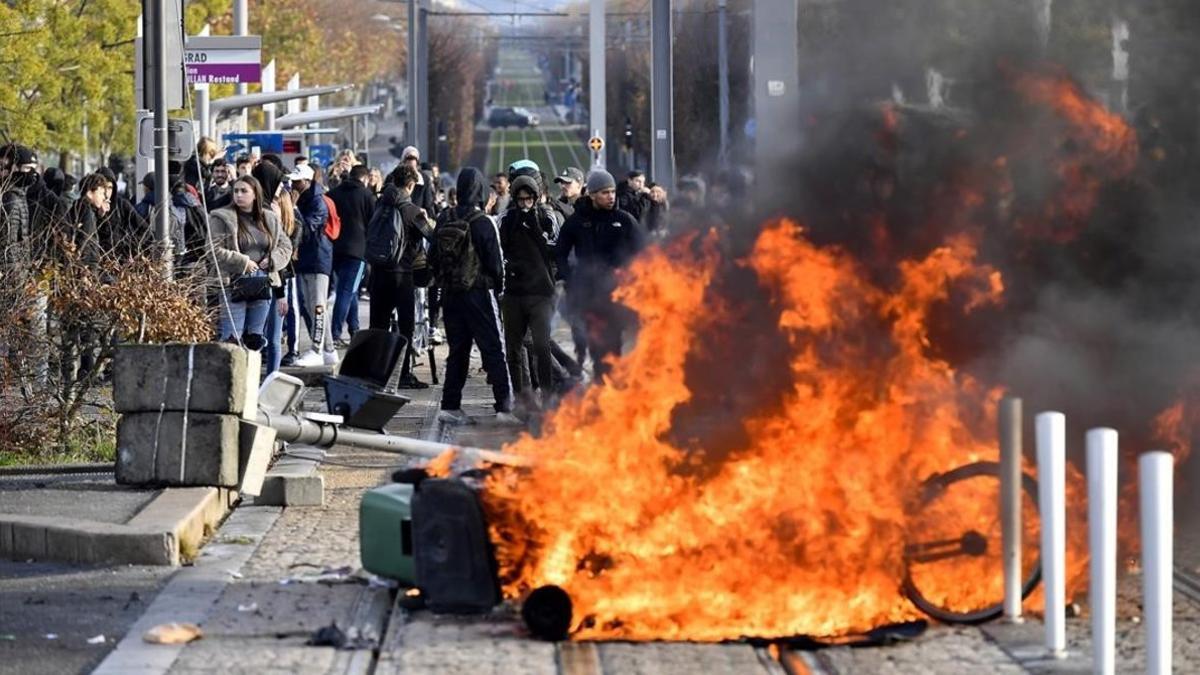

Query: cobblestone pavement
[[154, 325, 1200, 674]]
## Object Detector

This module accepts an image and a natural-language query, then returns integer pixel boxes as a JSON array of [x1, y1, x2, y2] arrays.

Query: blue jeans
[[263, 295, 284, 373], [330, 256, 365, 342], [218, 276, 272, 349]]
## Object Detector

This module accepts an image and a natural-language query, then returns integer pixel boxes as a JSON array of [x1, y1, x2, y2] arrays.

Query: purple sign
[[187, 63, 261, 85]]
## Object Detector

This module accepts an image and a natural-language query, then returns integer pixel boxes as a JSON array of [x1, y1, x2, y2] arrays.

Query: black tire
[[901, 461, 1042, 624]]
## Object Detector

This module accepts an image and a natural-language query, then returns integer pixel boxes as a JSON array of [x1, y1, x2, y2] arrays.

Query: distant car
[[488, 107, 531, 129]]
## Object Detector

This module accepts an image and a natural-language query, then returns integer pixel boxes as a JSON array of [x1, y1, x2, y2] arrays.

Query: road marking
[[560, 127, 586, 169], [521, 128, 531, 167], [538, 126, 559, 177]]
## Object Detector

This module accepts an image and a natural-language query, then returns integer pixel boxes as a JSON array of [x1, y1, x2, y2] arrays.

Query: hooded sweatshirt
[[435, 168, 504, 291], [556, 194, 644, 292], [373, 183, 433, 273], [294, 181, 332, 275], [499, 175, 557, 296], [328, 176, 376, 261]]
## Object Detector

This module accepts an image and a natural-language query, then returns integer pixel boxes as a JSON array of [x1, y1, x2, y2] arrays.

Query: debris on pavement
[[86, 634, 106, 645], [237, 602, 259, 613], [143, 623, 203, 645]]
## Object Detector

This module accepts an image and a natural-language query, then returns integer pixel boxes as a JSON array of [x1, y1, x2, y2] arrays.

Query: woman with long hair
[[263, 183, 302, 372], [209, 175, 289, 350]]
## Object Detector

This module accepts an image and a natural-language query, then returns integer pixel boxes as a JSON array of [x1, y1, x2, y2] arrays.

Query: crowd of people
[[0, 134, 697, 425]]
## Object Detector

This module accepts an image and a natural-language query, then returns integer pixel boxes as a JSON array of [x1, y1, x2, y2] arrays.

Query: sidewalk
[[96, 317, 1200, 674]]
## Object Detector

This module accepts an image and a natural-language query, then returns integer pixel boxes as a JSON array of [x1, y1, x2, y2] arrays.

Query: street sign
[[136, 115, 194, 161], [588, 136, 604, 153], [185, 36, 262, 85]]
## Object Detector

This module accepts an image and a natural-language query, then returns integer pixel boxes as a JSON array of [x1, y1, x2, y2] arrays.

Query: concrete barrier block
[[0, 521, 13, 555], [254, 474, 324, 507], [113, 343, 260, 417], [238, 421, 277, 497], [116, 412, 240, 487], [11, 523, 46, 559], [44, 527, 80, 563]]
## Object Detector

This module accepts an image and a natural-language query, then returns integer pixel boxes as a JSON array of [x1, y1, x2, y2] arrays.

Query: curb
[[252, 445, 325, 506], [0, 486, 237, 566]]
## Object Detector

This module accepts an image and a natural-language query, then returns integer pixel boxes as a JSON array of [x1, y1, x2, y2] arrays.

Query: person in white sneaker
[[288, 164, 337, 367]]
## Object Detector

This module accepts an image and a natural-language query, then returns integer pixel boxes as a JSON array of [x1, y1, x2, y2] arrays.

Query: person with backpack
[[327, 164, 375, 346], [432, 167, 519, 425], [365, 163, 434, 388], [288, 164, 337, 367]]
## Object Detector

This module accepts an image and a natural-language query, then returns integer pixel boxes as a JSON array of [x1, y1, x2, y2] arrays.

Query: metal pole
[[153, 0, 173, 274], [407, 0, 419, 148], [233, 0, 248, 130], [752, 0, 800, 198], [1036, 411, 1067, 659], [650, 0, 675, 191], [717, 0, 730, 164], [194, 26, 211, 139], [417, 0, 430, 155], [1087, 428, 1118, 675], [257, 411, 531, 467], [589, 0, 606, 168], [999, 397, 1023, 622], [262, 59, 277, 131], [1140, 450, 1173, 675]]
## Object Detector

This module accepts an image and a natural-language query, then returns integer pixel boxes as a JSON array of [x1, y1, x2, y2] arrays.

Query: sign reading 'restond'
[[185, 36, 262, 85]]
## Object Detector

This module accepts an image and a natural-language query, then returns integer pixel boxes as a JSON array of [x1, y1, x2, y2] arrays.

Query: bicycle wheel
[[901, 460, 1042, 624]]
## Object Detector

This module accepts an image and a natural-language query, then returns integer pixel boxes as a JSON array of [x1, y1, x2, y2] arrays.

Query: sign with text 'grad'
[[184, 36, 262, 85]]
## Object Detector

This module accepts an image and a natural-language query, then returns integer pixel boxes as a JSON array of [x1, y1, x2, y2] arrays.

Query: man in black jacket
[[434, 167, 518, 425], [368, 163, 433, 388], [327, 164, 376, 344], [556, 169, 645, 382], [499, 174, 558, 409], [616, 170, 650, 225]]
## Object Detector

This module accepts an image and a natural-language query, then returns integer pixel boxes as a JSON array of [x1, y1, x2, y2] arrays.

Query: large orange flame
[[482, 70, 1142, 641]]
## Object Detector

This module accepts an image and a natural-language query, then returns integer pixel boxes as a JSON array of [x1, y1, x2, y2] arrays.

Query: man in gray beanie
[[555, 168, 645, 383]]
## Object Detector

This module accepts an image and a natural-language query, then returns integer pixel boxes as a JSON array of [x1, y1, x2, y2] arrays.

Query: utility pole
[[153, 0, 172, 274], [233, 0, 249, 130], [407, 0, 430, 155], [752, 0, 799, 195], [194, 25, 211, 138], [589, 0, 606, 168], [262, 59, 276, 130], [717, 0, 730, 164], [650, 0, 675, 190]]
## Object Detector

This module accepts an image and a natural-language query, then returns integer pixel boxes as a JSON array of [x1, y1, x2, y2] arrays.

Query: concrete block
[[113, 343, 260, 417], [254, 474, 324, 507], [11, 523, 46, 559], [238, 421, 277, 497], [116, 412, 240, 487], [44, 527, 80, 563], [0, 520, 13, 555]]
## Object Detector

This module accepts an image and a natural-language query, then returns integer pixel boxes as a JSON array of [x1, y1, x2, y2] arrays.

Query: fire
[[486, 225, 1035, 640], [481, 69, 1138, 641]]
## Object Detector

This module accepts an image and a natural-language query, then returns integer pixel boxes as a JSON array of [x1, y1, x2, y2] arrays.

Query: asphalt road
[[0, 561, 172, 675]]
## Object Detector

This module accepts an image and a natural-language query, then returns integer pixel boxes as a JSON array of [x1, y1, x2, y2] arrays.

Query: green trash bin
[[359, 483, 416, 583]]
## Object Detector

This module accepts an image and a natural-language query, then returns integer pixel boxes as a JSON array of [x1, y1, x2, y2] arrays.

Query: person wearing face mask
[[498, 174, 559, 412], [208, 175, 289, 351]]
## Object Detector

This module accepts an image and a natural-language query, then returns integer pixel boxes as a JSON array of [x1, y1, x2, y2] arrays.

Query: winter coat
[[499, 202, 557, 297], [556, 196, 645, 293], [616, 182, 650, 225], [207, 206, 290, 287], [328, 177, 376, 261], [293, 182, 332, 275]]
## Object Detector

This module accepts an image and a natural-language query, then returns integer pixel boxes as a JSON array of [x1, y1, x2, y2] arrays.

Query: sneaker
[[437, 409, 476, 425], [398, 374, 430, 389], [431, 328, 445, 345], [293, 350, 324, 368], [280, 352, 298, 367], [495, 411, 524, 426], [334, 338, 351, 349], [323, 350, 339, 366]]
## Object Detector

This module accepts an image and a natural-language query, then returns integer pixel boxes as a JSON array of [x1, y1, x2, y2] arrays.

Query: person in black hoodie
[[556, 169, 645, 382], [96, 167, 150, 258], [327, 164, 376, 345], [368, 163, 433, 387], [433, 167, 518, 425], [499, 174, 558, 409], [616, 170, 650, 225]]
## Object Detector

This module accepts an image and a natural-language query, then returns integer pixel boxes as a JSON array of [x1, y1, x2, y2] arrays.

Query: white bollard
[[1087, 428, 1118, 675], [1036, 411, 1067, 658], [1000, 397, 1024, 622], [1139, 451, 1173, 675]]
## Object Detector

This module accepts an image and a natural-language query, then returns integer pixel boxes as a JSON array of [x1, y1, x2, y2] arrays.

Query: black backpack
[[433, 209, 484, 291], [365, 203, 404, 267]]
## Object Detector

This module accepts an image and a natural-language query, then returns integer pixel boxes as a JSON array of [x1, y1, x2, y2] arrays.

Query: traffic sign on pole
[[588, 135, 605, 166], [184, 36, 262, 85]]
